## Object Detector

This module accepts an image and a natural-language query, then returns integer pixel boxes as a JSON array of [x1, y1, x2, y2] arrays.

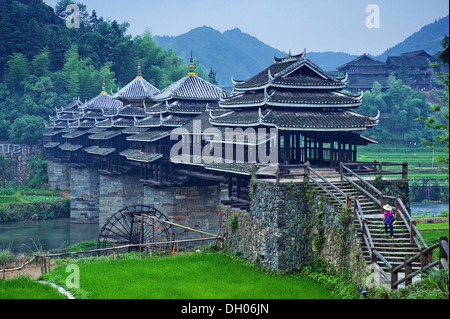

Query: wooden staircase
[[310, 168, 421, 273]]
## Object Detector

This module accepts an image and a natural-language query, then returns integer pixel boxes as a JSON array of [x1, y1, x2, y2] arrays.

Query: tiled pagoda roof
[[119, 149, 163, 163], [153, 75, 227, 101], [232, 51, 347, 91], [209, 108, 379, 131], [112, 76, 160, 101], [219, 88, 362, 108], [80, 92, 123, 110]]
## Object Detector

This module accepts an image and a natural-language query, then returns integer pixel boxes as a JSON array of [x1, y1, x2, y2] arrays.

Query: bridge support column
[[70, 167, 99, 224], [143, 184, 222, 249], [99, 173, 143, 229], [47, 160, 70, 191]]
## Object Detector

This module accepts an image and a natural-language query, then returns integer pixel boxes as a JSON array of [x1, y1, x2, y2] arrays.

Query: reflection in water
[[0, 218, 99, 254]]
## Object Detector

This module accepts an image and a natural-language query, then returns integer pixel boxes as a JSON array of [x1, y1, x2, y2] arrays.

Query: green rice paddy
[[358, 143, 449, 181], [35, 253, 334, 299]]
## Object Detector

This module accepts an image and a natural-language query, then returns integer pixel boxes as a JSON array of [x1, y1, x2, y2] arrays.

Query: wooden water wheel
[[98, 205, 174, 252]]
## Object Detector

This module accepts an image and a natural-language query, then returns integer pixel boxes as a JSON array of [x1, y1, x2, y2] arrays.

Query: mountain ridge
[[154, 15, 449, 86]]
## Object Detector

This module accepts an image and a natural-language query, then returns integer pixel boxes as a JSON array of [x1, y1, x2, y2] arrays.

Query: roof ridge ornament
[[356, 91, 364, 101], [143, 99, 148, 112], [340, 72, 348, 83], [267, 69, 274, 83], [101, 77, 107, 94], [136, 58, 143, 78], [209, 110, 234, 120], [258, 108, 272, 123], [370, 110, 380, 121], [264, 87, 269, 101], [187, 50, 196, 76]]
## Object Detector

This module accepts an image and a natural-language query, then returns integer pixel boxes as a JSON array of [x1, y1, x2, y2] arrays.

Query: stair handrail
[[307, 166, 346, 196], [395, 196, 428, 250], [391, 237, 448, 289], [340, 163, 381, 206]]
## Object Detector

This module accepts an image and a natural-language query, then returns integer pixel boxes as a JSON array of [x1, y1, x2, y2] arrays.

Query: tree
[[420, 36, 449, 168], [207, 68, 218, 85], [31, 47, 51, 77], [62, 45, 81, 97], [8, 115, 46, 145], [5, 53, 30, 93]]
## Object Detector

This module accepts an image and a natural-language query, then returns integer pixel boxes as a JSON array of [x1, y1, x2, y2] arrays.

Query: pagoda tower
[[112, 59, 160, 106], [208, 50, 379, 168]]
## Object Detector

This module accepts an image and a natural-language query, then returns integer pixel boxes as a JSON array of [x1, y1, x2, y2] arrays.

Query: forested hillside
[[0, 0, 203, 144], [377, 15, 449, 61]]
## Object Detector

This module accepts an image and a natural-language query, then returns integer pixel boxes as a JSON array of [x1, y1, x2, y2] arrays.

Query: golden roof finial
[[101, 77, 107, 94], [187, 49, 196, 76], [137, 58, 143, 78]]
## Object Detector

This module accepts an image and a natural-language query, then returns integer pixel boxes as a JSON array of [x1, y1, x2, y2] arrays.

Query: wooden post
[[391, 268, 398, 290], [410, 220, 416, 244], [250, 163, 256, 180], [370, 247, 376, 263], [40, 256, 44, 274], [345, 194, 352, 211], [405, 258, 412, 286], [439, 237, 448, 270], [152, 217, 155, 254], [361, 218, 367, 243], [378, 161, 383, 179], [228, 174, 232, 198], [304, 162, 309, 182], [275, 164, 280, 183], [140, 214, 144, 253], [402, 162, 408, 180], [420, 247, 428, 270], [380, 193, 385, 214]]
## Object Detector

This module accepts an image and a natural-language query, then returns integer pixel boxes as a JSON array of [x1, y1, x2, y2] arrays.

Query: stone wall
[[47, 161, 71, 191], [144, 184, 226, 249], [219, 180, 367, 279], [70, 166, 100, 224], [99, 173, 144, 228]]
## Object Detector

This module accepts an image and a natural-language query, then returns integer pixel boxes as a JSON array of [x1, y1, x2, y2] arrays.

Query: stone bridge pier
[[53, 164, 225, 247]]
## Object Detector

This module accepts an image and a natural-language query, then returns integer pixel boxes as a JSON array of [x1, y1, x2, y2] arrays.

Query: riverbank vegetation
[[0, 187, 69, 222]]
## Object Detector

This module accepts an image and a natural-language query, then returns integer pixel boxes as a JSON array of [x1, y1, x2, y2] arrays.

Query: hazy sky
[[44, 0, 449, 55]]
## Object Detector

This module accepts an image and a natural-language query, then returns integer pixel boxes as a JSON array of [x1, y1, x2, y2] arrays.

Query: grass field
[[35, 253, 334, 299], [0, 277, 67, 299]]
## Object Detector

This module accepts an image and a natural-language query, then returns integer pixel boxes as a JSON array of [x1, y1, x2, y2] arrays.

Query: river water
[[0, 202, 448, 254], [0, 218, 99, 254]]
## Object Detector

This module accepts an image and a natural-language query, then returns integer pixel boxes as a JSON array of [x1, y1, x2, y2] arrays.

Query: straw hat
[[383, 204, 393, 211]]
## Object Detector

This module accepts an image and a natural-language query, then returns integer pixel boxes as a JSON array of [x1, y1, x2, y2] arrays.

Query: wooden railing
[[340, 161, 408, 180], [394, 195, 428, 251], [0, 143, 43, 159], [305, 165, 346, 207], [391, 237, 449, 289]]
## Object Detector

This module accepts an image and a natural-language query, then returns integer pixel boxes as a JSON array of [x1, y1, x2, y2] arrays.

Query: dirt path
[[2, 261, 56, 280]]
